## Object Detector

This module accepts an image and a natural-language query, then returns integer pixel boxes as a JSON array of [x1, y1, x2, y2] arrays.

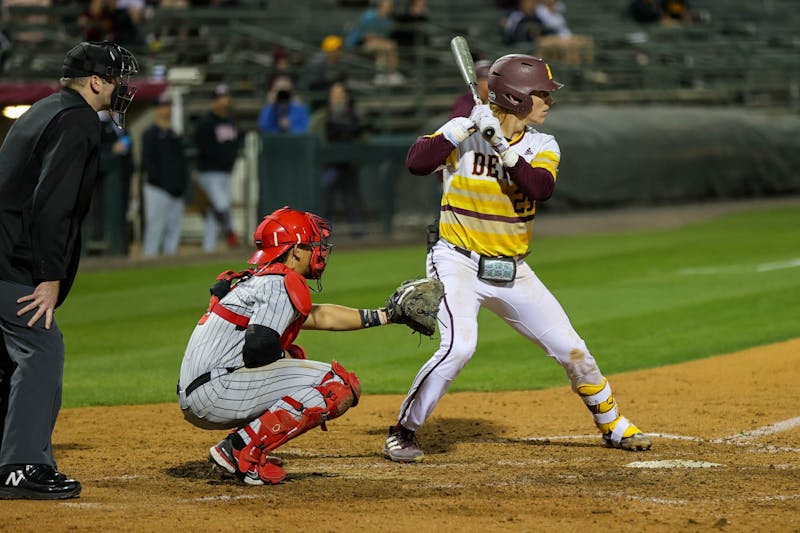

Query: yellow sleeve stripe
[[530, 150, 559, 177]]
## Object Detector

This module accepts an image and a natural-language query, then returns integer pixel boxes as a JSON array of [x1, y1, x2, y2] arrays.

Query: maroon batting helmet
[[488, 54, 563, 115]]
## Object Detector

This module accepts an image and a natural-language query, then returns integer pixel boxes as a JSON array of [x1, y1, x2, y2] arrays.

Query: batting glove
[[437, 117, 475, 146], [469, 105, 500, 135], [497, 145, 519, 167]]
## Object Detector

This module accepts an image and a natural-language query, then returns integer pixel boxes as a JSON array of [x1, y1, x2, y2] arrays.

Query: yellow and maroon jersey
[[438, 127, 560, 257]]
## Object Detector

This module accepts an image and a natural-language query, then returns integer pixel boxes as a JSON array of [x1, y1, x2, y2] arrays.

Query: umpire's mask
[[62, 41, 139, 127]]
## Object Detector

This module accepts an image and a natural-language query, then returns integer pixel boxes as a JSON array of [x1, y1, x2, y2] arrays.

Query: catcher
[[177, 206, 443, 485]]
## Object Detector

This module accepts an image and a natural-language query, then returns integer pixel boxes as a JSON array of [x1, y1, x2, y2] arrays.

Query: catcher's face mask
[[306, 214, 332, 280]]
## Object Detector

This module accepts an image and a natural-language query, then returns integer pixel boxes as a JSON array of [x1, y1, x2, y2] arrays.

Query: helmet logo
[[488, 90, 496, 100], [110, 50, 116, 62], [545, 64, 553, 80]]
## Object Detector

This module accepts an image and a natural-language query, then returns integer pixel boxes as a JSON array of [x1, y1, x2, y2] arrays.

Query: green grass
[[59, 205, 800, 407]]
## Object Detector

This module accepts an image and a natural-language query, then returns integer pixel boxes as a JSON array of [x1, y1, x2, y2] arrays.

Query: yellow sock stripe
[[578, 379, 610, 406]]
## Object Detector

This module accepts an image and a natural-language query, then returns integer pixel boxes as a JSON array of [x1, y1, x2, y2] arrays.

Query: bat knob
[[482, 127, 495, 141]]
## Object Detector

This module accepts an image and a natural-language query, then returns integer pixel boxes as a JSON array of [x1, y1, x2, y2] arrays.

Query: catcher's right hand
[[385, 278, 445, 337]]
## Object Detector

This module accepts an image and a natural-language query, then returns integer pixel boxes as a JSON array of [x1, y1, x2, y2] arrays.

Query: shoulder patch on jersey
[[283, 270, 312, 316]]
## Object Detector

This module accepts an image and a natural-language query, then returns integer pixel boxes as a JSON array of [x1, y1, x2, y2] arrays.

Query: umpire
[[0, 41, 137, 500]]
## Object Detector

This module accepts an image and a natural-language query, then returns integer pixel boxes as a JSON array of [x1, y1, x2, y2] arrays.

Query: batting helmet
[[249, 207, 333, 279], [488, 54, 563, 116], [62, 41, 139, 125]]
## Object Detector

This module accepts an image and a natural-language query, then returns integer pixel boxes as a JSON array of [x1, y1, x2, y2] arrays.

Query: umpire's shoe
[[383, 424, 425, 463], [0, 464, 81, 500]]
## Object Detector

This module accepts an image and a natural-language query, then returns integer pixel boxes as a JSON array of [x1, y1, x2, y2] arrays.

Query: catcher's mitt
[[385, 278, 445, 336]]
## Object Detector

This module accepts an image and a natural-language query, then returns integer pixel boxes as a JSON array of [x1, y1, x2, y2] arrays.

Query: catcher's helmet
[[249, 207, 332, 279], [488, 54, 563, 116], [62, 41, 139, 125]]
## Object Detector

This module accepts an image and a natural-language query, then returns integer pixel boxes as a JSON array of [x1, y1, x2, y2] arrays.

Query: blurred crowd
[[1, 0, 707, 257]]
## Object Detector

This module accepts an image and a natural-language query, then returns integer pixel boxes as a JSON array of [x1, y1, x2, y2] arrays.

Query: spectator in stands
[[258, 75, 310, 134], [78, 0, 116, 42], [265, 47, 296, 92], [661, 0, 692, 24], [628, 0, 692, 26], [391, 0, 430, 50], [535, 0, 594, 66], [193, 84, 242, 252], [309, 81, 368, 238], [113, 0, 145, 46], [502, 0, 542, 46], [449, 59, 491, 119], [344, 0, 405, 86], [306, 35, 348, 112], [140, 94, 191, 257]]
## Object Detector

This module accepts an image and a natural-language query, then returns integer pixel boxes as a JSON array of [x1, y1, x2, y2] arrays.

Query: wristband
[[359, 308, 388, 328], [499, 148, 519, 167]]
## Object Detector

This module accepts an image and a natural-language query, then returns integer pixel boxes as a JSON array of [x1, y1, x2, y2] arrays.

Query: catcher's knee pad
[[318, 360, 361, 415], [576, 378, 638, 440]]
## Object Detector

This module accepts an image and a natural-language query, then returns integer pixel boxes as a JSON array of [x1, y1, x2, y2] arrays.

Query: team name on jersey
[[439, 128, 560, 257]]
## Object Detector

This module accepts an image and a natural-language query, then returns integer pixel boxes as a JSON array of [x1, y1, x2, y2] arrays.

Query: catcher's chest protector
[[201, 263, 312, 347], [255, 263, 312, 348]]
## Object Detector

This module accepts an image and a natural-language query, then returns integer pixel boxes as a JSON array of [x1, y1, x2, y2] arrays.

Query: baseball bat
[[449, 35, 494, 140]]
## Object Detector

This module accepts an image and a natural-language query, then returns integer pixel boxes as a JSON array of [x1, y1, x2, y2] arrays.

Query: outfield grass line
[[679, 257, 800, 275]]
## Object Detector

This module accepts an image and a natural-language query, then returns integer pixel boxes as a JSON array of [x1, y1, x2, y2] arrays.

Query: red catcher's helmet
[[488, 54, 563, 115], [249, 207, 332, 279]]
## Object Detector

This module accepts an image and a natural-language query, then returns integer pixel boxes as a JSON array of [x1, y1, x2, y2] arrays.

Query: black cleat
[[0, 464, 81, 500]]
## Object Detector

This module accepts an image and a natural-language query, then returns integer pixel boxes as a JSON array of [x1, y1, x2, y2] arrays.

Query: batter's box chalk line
[[482, 416, 800, 453]]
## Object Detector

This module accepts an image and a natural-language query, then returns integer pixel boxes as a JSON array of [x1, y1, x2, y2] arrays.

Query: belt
[[179, 367, 237, 398], [447, 241, 529, 262], [452, 245, 473, 259]]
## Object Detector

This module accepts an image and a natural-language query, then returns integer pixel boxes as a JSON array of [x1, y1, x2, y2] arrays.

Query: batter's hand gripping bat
[[450, 35, 494, 140]]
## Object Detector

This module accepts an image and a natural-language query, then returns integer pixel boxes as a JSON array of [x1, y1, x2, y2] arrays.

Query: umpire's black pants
[[0, 280, 64, 468]]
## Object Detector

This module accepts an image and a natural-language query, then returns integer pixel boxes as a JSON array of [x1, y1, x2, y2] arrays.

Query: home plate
[[625, 460, 723, 469]]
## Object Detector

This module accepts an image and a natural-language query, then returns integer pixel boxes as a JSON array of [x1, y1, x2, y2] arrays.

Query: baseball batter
[[179, 207, 439, 485], [383, 54, 652, 462]]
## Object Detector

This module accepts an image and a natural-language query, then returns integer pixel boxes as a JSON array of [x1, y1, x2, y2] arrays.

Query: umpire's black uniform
[[0, 87, 100, 497]]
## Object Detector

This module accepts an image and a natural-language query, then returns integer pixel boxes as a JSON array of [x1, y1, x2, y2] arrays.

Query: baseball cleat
[[209, 436, 238, 475], [209, 435, 285, 485], [0, 464, 81, 500], [383, 424, 425, 463], [603, 431, 653, 451]]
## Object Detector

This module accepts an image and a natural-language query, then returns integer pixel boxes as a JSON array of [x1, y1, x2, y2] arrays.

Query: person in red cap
[[178, 206, 419, 485]]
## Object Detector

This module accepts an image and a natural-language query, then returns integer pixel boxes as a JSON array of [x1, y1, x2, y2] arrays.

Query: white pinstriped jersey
[[438, 127, 560, 257], [179, 275, 299, 388]]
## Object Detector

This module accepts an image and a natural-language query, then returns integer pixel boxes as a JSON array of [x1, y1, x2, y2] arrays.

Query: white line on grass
[[679, 257, 800, 275]]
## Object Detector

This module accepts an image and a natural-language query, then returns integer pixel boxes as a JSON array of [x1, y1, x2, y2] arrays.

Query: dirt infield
[[3, 339, 799, 532]]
